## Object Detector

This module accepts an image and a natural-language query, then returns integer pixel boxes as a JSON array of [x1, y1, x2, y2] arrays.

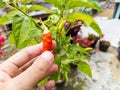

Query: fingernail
[[41, 51, 54, 63]]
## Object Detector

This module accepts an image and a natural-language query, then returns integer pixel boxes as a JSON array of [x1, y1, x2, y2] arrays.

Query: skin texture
[[0, 41, 58, 90]]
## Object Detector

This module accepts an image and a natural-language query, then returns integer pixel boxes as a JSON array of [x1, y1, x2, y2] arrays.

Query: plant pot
[[90, 39, 98, 48], [99, 42, 109, 52]]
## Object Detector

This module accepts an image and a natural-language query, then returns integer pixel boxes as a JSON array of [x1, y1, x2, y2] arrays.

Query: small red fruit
[[41, 22, 52, 52]]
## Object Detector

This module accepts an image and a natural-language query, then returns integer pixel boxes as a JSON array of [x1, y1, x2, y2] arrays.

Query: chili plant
[[0, 0, 102, 85]]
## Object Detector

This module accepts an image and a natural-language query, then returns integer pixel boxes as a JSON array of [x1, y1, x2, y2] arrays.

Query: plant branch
[[10, 4, 44, 31]]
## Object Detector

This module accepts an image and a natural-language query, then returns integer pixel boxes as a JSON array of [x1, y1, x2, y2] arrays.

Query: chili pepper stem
[[43, 28, 49, 34], [41, 20, 49, 34]]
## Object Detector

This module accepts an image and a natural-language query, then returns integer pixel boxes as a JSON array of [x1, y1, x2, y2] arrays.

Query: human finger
[[7, 41, 56, 67], [11, 51, 55, 88], [0, 41, 56, 78]]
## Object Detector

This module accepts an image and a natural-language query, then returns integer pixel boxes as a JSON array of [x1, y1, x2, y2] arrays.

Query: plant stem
[[11, 4, 44, 31]]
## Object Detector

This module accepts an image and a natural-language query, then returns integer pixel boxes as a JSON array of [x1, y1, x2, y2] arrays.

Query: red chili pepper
[[42, 23, 52, 52]]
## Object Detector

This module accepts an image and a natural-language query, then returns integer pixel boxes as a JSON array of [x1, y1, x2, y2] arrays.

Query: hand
[[0, 41, 58, 90]]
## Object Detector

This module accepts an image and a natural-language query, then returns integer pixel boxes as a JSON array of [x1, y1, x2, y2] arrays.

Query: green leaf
[[29, 5, 46, 12], [8, 33, 15, 44], [89, 1, 102, 10], [45, 0, 65, 9], [10, 0, 17, 6], [61, 59, 73, 65], [69, 44, 88, 55], [67, 13, 102, 37], [29, 27, 42, 38], [78, 61, 92, 78], [0, 10, 22, 24], [20, 5, 27, 14], [0, 1, 7, 8], [37, 78, 48, 87], [67, 12, 94, 23], [44, 14, 60, 26], [67, 0, 102, 10], [50, 69, 61, 82], [90, 22, 102, 37], [12, 15, 32, 48], [21, 0, 35, 4], [46, 9, 61, 15]]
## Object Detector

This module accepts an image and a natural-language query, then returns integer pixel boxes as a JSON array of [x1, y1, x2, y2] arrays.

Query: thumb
[[12, 51, 54, 88]]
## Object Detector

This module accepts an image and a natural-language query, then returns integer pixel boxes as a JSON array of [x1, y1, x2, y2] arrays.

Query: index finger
[[6, 41, 56, 67]]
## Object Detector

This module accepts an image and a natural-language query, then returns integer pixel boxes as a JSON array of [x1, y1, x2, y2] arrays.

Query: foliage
[[0, 0, 103, 84], [87, 33, 100, 44], [78, 62, 92, 77], [100, 40, 110, 46]]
